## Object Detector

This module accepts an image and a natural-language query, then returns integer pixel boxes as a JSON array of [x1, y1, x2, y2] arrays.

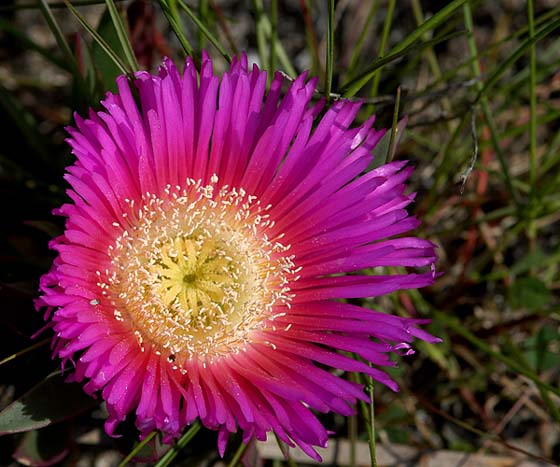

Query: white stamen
[[103, 178, 295, 367]]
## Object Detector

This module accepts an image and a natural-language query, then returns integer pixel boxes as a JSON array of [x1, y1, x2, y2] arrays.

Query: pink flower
[[37, 52, 439, 461]]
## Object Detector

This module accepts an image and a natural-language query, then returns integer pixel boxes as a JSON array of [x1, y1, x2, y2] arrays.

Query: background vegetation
[[0, 0, 559, 466]]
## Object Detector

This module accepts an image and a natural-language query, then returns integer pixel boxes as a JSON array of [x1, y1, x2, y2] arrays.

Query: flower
[[37, 52, 439, 461]]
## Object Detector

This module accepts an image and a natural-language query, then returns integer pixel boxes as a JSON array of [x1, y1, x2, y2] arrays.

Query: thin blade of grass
[[104, 0, 139, 70], [503, 337, 560, 424], [392, 0, 468, 55], [0, 18, 70, 71], [463, 2, 521, 210], [269, 0, 278, 75], [527, 0, 538, 221], [153, 421, 201, 467], [415, 390, 557, 465], [0, 338, 51, 367], [158, 0, 195, 58], [117, 431, 157, 467], [251, 0, 296, 77], [354, 369, 377, 467], [348, 410, 357, 467], [474, 15, 560, 105], [367, 375, 377, 467], [301, 0, 321, 78], [226, 439, 249, 467], [325, 0, 334, 101], [273, 433, 297, 467], [341, 0, 468, 96], [37, 0, 80, 75], [251, 0, 268, 70], [175, 0, 231, 63], [341, 30, 465, 97], [0, 84, 56, 166], [369, 0, 395, 100], [197, 0, 209, 50], [0, 0, 125, 10], [386, 86, 402, 163], [346, 0, 380, 78], [62, 0, 131, 76], [435, 311, 560, 398], [209, 0, 238, 54]]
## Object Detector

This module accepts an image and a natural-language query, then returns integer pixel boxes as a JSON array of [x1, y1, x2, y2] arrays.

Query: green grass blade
[[342, 0, 468, 96], [197, 0, 209, 49], [435, 311, 560, 398], [463, 2, 521, 209], [369, 0, 395, 99], [226, 439, 249, 467], [38, 0, 80, 75], [386, 86, 402, 163], [0, 338, 51, 367], [62, 0, 130, 76], [527, 0, 537, 207], [325, 0, 334, 100], [0, 18, 70, 71], [153, 422, 201, 467], [269, 0, 278, 74], [341, 30, 465, 97], [367, 375, 377, 467], [391, 0, 468, 54], [274, 433, 297, 467], [251, 0, 268, 70], [157, 0, 194, 58], [251, 0, 296, 77], [475, 15, 560, 105], [301, 0, 321, 78], [346, 0, 380, 78], [117, 431, 157, 467], [176, 0, 231, 63], [104, 0, 139, 70], [0, 0, 119, 11]]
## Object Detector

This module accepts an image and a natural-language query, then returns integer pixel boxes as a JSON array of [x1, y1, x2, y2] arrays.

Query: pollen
[[101, 178, 295, 365]]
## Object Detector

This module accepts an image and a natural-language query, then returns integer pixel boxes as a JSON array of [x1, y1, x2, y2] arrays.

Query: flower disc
[[104, 179, 294, 363]]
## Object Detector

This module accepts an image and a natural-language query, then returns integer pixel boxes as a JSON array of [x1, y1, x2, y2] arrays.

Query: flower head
[[38, 52, 439, 461]]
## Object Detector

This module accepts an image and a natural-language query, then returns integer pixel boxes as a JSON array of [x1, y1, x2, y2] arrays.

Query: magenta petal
[[37, 51, 439, 462]]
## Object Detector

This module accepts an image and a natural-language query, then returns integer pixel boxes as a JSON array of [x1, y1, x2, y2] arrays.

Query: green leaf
[[509, 277, 551, 311], [523, 325, 560, 373], [510, 248, 547, 276], [13, 425, 70, 467], [0, 372, 96, 435], [369, 116, 407, 169]]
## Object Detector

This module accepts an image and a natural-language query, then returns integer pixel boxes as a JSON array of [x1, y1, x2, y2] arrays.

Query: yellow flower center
[[100, 177, 294, 367]]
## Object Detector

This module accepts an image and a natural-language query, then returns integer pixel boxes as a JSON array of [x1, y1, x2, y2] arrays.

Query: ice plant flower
[[37, 52, 439, 461]]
